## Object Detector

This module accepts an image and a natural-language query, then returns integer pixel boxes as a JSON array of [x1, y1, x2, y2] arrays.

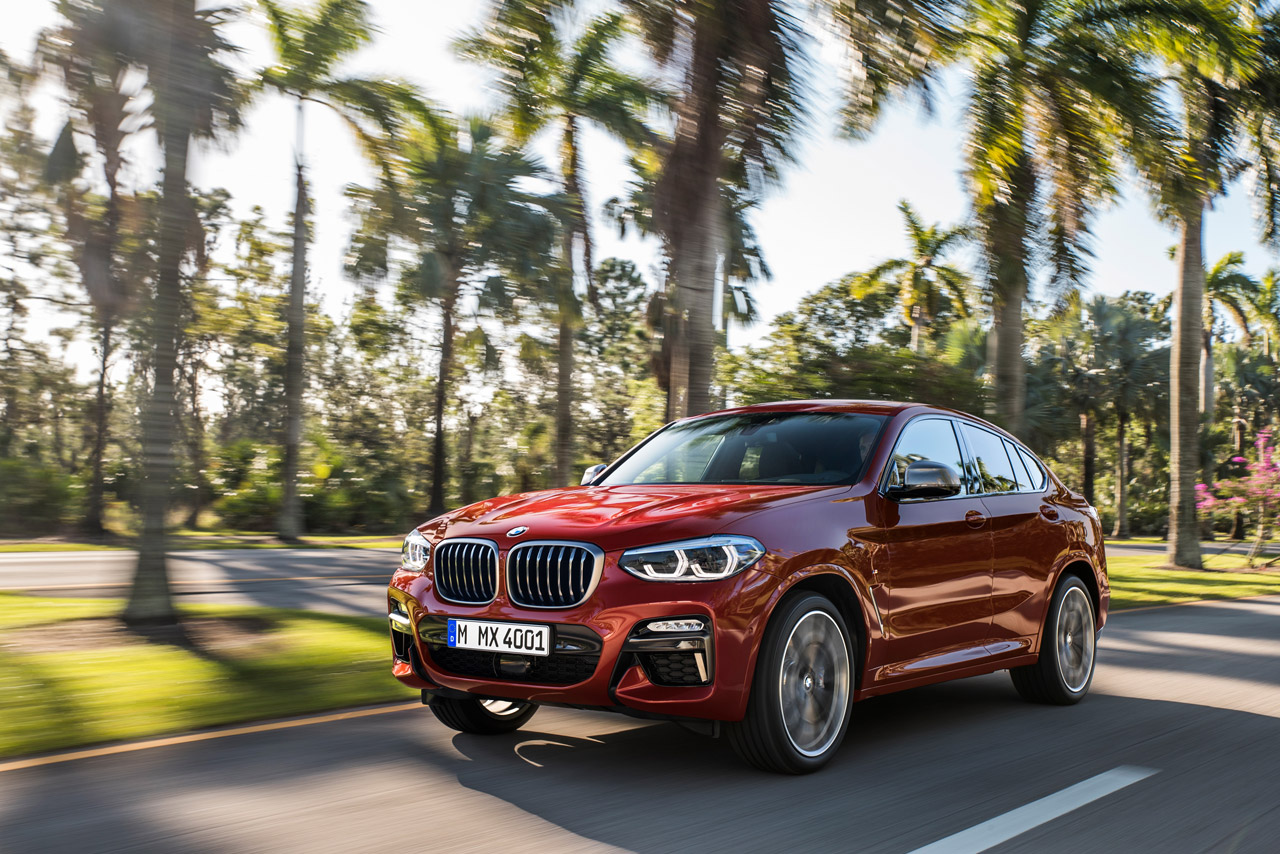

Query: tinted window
[[960, 423, 1020, 493], [601, 412, 887, 486], [1005, 440, 1032, 490], [885, 418, 967, 495], [1017, 446, 1047, 490]]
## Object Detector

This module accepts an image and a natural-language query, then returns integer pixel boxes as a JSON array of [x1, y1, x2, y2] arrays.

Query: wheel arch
[[1054, 556, 1103, 626]]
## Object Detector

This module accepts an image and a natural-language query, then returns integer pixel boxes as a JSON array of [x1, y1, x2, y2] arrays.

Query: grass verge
[[1108, 555, 1280, 610], [0, 594, 414, 759]]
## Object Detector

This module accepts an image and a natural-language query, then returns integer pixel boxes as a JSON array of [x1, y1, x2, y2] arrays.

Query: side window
[[1017, 446, 1047, 491], [959, 423, 1020, 494], [884, 418, 967, 495], [1004, 439, 1032, 490]]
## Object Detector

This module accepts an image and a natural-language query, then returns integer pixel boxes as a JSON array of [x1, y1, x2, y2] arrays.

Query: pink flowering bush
[[1198, 430, 1280, 567]]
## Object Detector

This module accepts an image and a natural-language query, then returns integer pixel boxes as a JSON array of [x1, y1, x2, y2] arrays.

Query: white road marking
[[908, 765, 1159, 854]]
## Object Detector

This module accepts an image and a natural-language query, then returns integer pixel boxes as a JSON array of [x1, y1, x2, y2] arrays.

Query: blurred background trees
[[1, 0, 1279, 621]]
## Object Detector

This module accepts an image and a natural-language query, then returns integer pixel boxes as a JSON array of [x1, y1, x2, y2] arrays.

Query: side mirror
[[887, 460, 962, 500], [581, 463, 607, 486]]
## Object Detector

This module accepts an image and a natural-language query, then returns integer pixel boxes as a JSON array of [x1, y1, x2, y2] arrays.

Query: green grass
[[0, 533, 401, 554], [0, 594, 414, 759], [1108, 555, 1280, 610]]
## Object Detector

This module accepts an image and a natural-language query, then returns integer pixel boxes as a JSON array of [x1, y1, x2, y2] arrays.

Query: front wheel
[[1010, 575, 1097, 705], [430, 697, 538, 734], [727, 592, 855, 774]]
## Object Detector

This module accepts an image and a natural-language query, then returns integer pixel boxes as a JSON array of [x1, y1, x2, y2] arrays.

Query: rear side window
[[1016, 446, 1047, 490], [959, 423, 1020, 494], [885, 418, 968, 495]]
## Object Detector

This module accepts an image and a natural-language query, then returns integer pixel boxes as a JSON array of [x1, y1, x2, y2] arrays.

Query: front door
[[875, 417, 994, 679]]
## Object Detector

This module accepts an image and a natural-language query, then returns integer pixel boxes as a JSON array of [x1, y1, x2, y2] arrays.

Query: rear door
[[878, 417, 994, 677], [956, 422, 1062, 652]]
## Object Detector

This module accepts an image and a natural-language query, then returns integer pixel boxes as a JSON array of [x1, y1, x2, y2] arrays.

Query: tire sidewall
[[1047, 576, 1096, 701], [755, 592, 856, 773]]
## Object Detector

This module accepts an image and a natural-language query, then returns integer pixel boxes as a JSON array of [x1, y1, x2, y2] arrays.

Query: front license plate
[[447, 618, 551, 657]]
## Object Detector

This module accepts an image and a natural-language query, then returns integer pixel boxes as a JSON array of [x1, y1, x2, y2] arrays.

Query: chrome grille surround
[[432, 538, 499, 605], [505, 541, 605, 610]]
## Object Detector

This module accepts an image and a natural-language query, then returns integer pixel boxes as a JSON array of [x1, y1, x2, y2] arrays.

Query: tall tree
[[119, 0, 241, 624], [623, 0, 807, 418], [257, 0, 430, 540], [850, 199, 970, 352], [459, 3, 660, 487], [39, 0, 149, 537], [834, 0, 1182, 436], [1133, 6, 1280, 567], [349, 118, 559, 516]]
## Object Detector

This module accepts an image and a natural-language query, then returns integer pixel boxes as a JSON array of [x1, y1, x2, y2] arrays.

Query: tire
[[727, 592, 855, 774], [1010, 575, 1097, 705], [430, 697, 538, 734]]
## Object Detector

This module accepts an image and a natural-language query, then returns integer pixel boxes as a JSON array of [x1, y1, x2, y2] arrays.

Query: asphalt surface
[[2, 539, 1272, 621], [1, 594, 1278, 853]]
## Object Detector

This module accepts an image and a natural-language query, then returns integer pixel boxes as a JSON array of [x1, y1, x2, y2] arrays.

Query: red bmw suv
[[388, 400, 1108, 773]]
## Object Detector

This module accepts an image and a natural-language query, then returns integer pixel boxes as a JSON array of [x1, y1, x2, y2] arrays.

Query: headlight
[[619, 535, 765, 581], [401, 529, 430, 572]]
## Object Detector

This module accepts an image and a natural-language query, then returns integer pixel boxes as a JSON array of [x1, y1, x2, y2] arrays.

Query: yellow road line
[[0, 702, 421, 774], [0, 574, 390, 591]]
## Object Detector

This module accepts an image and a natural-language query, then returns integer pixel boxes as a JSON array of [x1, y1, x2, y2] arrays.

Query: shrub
[[0, 458, 72, 536]]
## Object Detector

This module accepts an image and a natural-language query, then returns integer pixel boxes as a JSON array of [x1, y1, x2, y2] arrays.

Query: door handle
[[1039, 505, 1060, 521], [964, 509, 986, 528]]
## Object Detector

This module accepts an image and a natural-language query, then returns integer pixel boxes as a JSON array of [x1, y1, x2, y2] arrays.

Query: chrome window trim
[[505, 540, 606, 610], [433, 537, 500, 606]]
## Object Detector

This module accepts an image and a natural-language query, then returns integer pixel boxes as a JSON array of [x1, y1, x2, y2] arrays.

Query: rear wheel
[[1010, 575, 1096, 705], [430, 697, 538, 734], [727, 592, 855, 774]]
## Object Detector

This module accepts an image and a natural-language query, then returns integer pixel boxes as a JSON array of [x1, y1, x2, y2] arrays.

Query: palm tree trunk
[[1199, 324, 1214, 417], [1112, 411, 1129, 539], [1228, 403, 1245, 540], [1080, 410, 1096, 505], [1168, 201, 1205, 568], [279, 100, 308, 542], [555, 307, 575, 487], [428, 280, 458, 516], [183, 364, 207, 529], [84, 319, 113, 538], [125, 2, 192, 625], [554, 119, 581, 488], [985, 165, 1032, 436]]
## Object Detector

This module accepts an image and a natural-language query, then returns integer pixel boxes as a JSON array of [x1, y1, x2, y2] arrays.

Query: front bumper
[[387, 563, 780, 722]]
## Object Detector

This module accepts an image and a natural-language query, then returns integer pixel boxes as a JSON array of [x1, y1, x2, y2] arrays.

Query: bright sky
[[4, 0, 1275, 347]]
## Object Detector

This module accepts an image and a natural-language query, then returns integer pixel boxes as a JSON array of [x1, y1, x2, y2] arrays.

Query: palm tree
[[833, 0, 1185, 437], [459, 3, 660, 487], [1200, 251, 1257, 418], [354, 118, 559, 516], [257, 0, 430, 540], [623, 0, 807, 418], [1245, 269, 1280, 357], [38, 0, 148, 538], [117, 0, 241, 624], [1135, 8, 1280, 568], [1217, 346, 1277, 538], [850, 200, 970, 352]]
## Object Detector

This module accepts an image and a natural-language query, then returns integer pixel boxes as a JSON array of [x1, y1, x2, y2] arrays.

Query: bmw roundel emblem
[[506, 526, 529, 537]]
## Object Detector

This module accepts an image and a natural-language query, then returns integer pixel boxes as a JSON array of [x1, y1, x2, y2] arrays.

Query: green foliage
[[0, 459, 72, 536]]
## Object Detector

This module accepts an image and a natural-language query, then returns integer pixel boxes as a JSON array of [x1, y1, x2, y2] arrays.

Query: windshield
[[599, 412, 888, 486]]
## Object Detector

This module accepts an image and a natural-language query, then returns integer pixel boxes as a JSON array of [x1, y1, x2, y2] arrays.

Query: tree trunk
[[1228, 403, 1246, 540], [984, 163, 1032, 436], [554, 119, 581, 488], [1199, 323, 1214, 418], [1112, 411, 1129, 539], [665, 310, 689, 422], [125, 1, 192, 625], [428, 282, 458, 517], [460, 412, 478, 508], [84, 319, 113, 537], [1080, 410, 1096, 505], [1168, 202, 1205, 568], [279, 100, 308, 542], [183, 364, 207, 530]]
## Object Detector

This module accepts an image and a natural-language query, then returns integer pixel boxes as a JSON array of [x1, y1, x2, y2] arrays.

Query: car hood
[[425, 484, 845, 552]]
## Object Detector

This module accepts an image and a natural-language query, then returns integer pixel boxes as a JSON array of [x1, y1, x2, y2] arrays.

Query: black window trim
[[955, 420, 1047, 497], [877, 415, 973, 502]]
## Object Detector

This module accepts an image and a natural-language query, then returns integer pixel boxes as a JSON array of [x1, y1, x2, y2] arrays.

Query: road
[[1, 595, 1278, 853], [0, 548, 399, 616], [2, 538, 1271, 621]]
